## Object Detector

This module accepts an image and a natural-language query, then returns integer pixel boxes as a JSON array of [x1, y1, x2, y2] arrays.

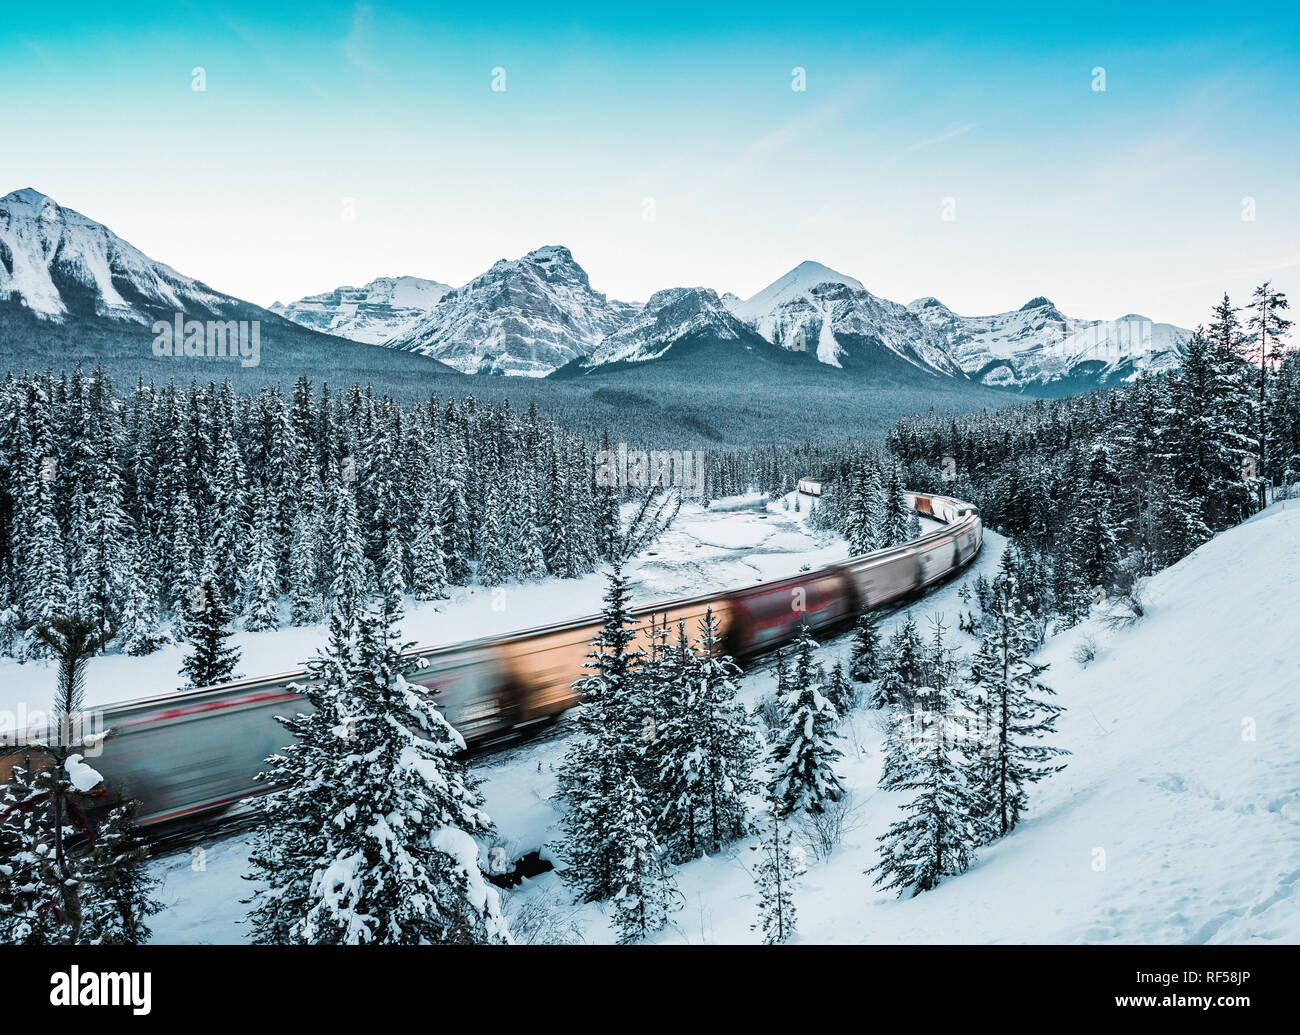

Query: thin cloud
[[906, 123, 976, 152]]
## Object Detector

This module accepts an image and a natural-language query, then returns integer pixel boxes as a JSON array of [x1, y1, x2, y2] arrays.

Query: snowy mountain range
[[270, 276, 451, 345], [909, 295, 1192, 391], [0, 186, 1191, 393], [381, 252, 1190, 389]]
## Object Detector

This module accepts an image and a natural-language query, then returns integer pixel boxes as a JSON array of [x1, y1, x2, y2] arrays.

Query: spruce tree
[[850, 608, 884, 685], [609, 773, 681, 943], [968, 571, 1069, 840], [179, 571, 242, 689], [749, 804, 805, 944], [875, 614, 927, 709], [868, 677, 983, 897], [411, 477, 451, 601], [767, 626, 844, 817], [251, 601, 510, 944], [553, 560, 645, 901], [692, 609, 758, 852]]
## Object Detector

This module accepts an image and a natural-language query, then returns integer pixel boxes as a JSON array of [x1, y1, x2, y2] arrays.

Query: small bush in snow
[[1072, 634, 1099, 668]]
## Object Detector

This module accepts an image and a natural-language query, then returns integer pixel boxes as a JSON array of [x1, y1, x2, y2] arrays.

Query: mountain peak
[[0, 185, 229, 323], [1021, 295, 1055, 311], [732, 260, 865, 324]]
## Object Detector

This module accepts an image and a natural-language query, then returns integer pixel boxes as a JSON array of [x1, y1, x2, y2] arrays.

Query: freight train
[[0, 492, 981, 829]]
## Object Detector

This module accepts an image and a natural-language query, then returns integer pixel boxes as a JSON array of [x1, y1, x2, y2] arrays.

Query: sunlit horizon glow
[[4, 1, 1298, 328]]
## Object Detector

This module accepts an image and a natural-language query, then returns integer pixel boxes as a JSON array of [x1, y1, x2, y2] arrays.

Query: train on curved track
[[1, 491, 982, 829]]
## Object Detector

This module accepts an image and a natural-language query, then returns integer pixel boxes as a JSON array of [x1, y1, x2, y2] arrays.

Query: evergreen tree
[[410, 476, 451, 602], [1245, 282, 1292, 506], [767, 626, 844, 817], [242, 490, 281, 632], [967, 571, 1069, 840], [117, 546, 168, 656], [875, 614, 927, 710], [179, 572, 242, 689], [824, 661, 856, 718], [692, 609, 758, 852], [609, 773, 681, 943], [849, 608, 884, 685], [251, 602, 510, 944], [553, 561, 645, 902], [749, 804, 805, 944], [868, 677, 983, 897]]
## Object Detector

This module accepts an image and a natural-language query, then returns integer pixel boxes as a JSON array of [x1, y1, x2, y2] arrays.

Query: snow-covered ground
[[0, 492, 845, 716], [146, 500, 1300, 944]]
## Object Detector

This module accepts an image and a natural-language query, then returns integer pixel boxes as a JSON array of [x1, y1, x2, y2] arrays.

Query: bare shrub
[[754, 691, 782, 735], [1072, 633, 1098, 668], [1101, 580, 1147, 631], [800, 795, 860, 862], [504, 889, 587, 945]]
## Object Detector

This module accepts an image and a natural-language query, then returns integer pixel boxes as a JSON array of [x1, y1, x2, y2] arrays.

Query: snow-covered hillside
[[0, 188, 232, 324], [486, 500, 1299, 943], [141, 500, 1299, 944], [388, 246, 640, 376], [271, 275, 451, 344], [909, 295, 1191, 389]]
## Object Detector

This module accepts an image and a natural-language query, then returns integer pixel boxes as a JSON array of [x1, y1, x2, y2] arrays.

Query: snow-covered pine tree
[[653, 619, 705, 862], [553, 560, 645, 902], [875, 614, 927, 710], [179, 570, 241, 689], [867, 676, 983, 897], [117, 544, 168, 656], [476, 482, 509, 588], [849, 608, 884, 685], [272, 602, 510, 945], [1246, 282, 1292, 507], [824, 660, 856, 718], [883, 461, 911, 547], [245, 594, 357, 944], [327, 477, 369, 637], [378, 533, 406, 629], [410, 475, 451, 602], [77, 797, 160, 945], [242, 489, 281, 632], [288, 506, 323, 625], [749, 803, 805, 944], [609, 772, 681, 943], [767, 625, 844, 817], [692, 608, 758, 852], [967, 570, 1069, 840]]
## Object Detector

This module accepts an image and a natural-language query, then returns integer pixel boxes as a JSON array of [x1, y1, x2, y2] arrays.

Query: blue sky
[[4, 2, 1298, 326]]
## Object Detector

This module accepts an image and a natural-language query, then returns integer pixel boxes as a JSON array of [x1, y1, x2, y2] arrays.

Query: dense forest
[[0, 373, 625, 661]]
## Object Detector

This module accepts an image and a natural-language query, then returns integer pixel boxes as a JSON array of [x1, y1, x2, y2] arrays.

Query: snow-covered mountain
[[584, 287, 760, 366], [0, 188, 235, 323], [727, 261, 965, 378], [909, 295, 1192, 390], [271, 276, 452, 345], [388, 246, 641, 377]]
